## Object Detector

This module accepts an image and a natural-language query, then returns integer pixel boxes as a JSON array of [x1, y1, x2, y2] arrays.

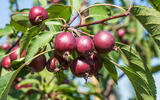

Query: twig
[[68, 5, 82, 26], [73, 0, 133, 28], [77, 30, 94, 37]]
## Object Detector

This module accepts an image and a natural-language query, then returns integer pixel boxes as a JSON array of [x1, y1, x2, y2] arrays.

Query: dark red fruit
[[93, 31, 115, 53], [15, 84, 21, 90], [76, 36, 94, 55], [29, 54, 46, 72], [90, 53, 102, 75], [1, 43, 11, 50], [49, 0, 60, 3], [20, 49, 27, 58], [117, 28, 126, 37], [29, 6, 48, 25], [1, 56, 11, 69], [46, 58, 59, 72], [70, 57, 91, 77], [54, 52, 70, 69], [55, 32, 76, 53], [21, 84, 32, 88], [9, 46, 20, 61]]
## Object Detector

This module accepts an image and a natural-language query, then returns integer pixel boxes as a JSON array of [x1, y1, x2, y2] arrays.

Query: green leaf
[[25, 31, 54, 62], [45, 21, 61, 33], [101, 55, 118, 83], [147, 0, 160, 11], [18, 79, 40, 86], [116, 42, 156, 100], [19, 26, 40, 56], [69, 0, 82, 14], [39, 0, 47, 8], [119, 66, 155, 100], [47, 4, 72, 22], [11, 14, 30, 33], [89, 3, 110, 20], [0, 69, 21, 100], [130, 6, 160, 46], [55, 84, 77, 93], [0, 25, 14, 38]]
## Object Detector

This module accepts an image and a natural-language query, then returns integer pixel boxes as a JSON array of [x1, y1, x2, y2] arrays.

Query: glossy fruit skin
[[21, 84, 32, 88], [9, 46, 20, 61], [15, 84, 21, 90], [54, 52, 69, 69], [20, 49, 27, 58], [76, 36, 94, 55], [55, 32, 76, 53], [46, 58, 58, 72], [29, 54, 46, 72], [49, 0, 60, 3], [117, 28, 126, 37], [1, 43, 11, 50], [1, 56, 11, 69], [70, 57, 91, 77], [93, 31, 115, 53], [29, 6, 48, 25], [90, 53, 102, 75]]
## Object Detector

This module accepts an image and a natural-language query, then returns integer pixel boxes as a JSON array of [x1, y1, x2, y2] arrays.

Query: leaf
[[55, 84, 77, 93], [0, 25, 14, 38], [89, 3, 110, 20], [147, 0, 160, 11], [25, 31, 54, 62], [101, 55, 118, 83], [0, 69, 21, 100], [130, 6, 160, 46], [45, 20, 61, 33], [19, 26, 40, 56], [39, 0, 47, 8], [18, 79, 40, 86], [11, 14, 30, 33], [69, 0, 82, 14], [47, 4, 72, 22], [116, 42, 156, 100]]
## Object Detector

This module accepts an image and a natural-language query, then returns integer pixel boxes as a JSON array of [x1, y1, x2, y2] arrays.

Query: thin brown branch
[[77, 30, 94, 37], [74, 13, 129, 28]]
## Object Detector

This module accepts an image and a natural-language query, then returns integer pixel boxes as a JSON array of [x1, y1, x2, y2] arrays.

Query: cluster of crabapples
[[1, 6, 119, 79]]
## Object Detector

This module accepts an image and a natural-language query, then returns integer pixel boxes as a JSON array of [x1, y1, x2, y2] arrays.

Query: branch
[[77, 30, 94, 37], [74, 12, 129, 28], [73, 0, 133, 28]]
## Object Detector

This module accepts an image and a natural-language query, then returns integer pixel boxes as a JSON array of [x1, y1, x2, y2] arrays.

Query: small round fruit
[[46, 58, 59, 72], [29, 6, 48, 25], [93, 31, 115, 53], [9, 46, 20, 60], [21, 84, 32, 88], [1, 56, 11, 69], [90, 53, 102, 75], [15, 84, 21, 90], [70, 57, 91, 77], [29, 54, 46, 72], [20, 49, 27, 58], [1, 43, 11, 50], [117, 28, 126, 37], [76, 36, 94, 55], [49, 0, 60, 3], [55, 32, 76, 53]]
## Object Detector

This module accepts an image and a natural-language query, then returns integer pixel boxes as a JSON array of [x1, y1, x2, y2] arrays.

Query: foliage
[[0, 0, 159, 100]]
